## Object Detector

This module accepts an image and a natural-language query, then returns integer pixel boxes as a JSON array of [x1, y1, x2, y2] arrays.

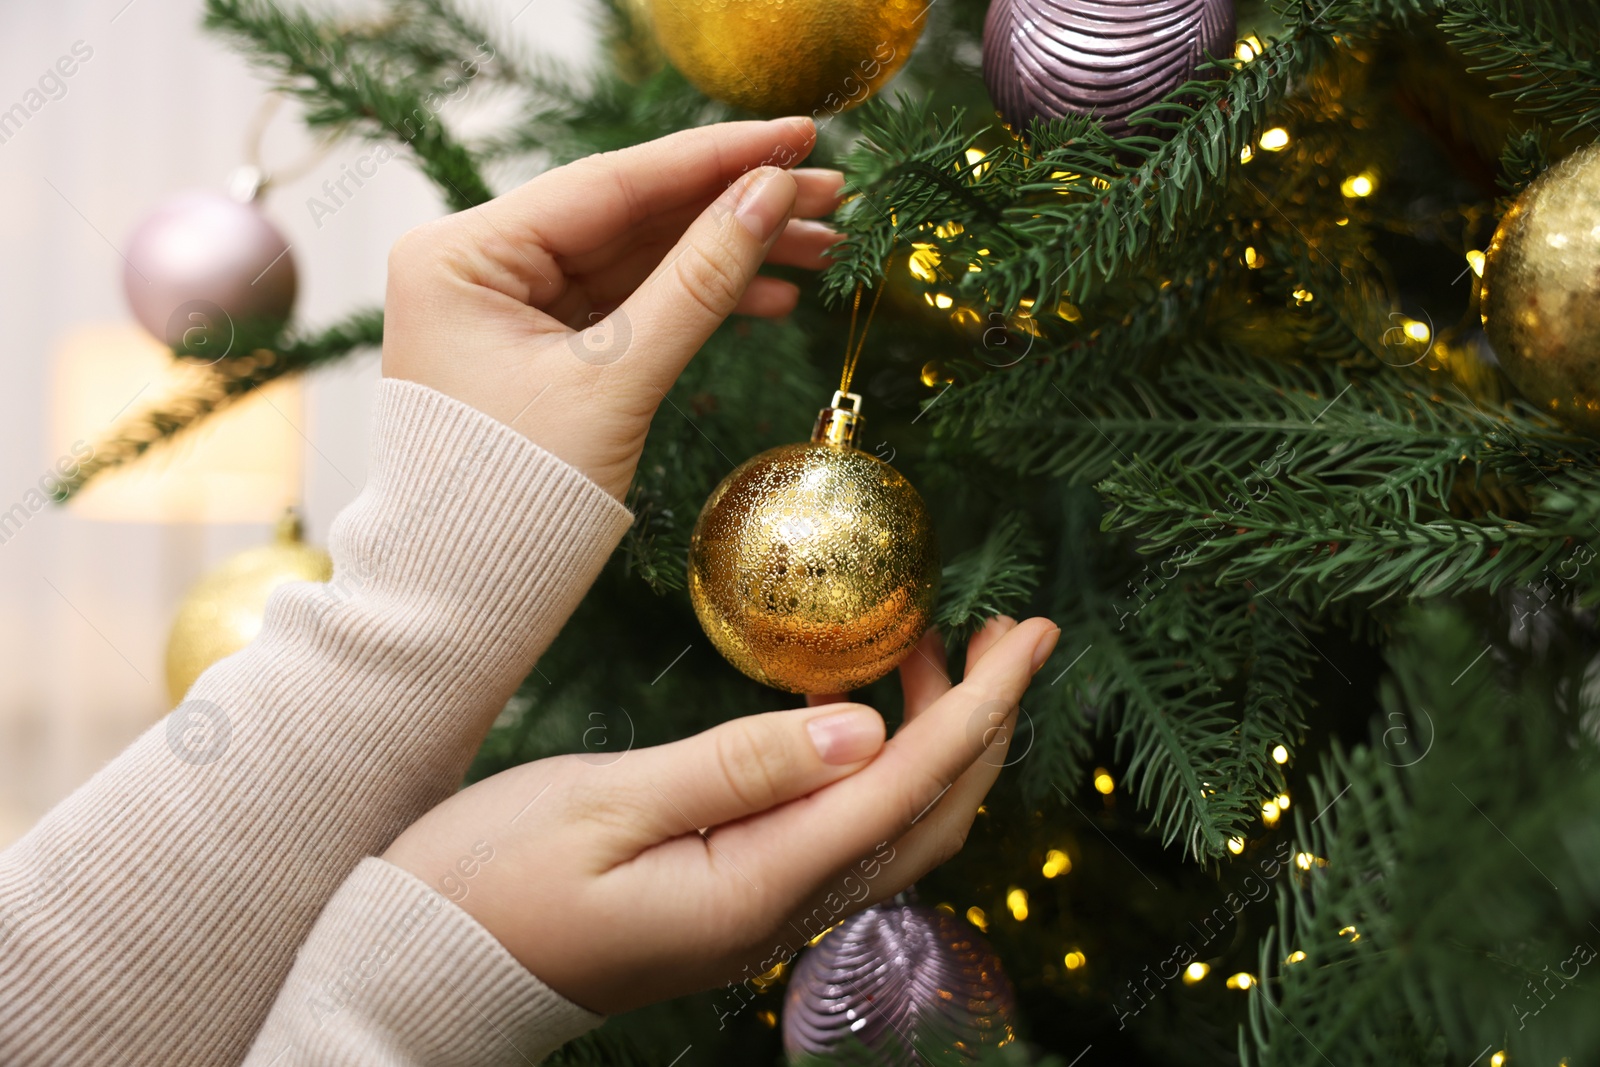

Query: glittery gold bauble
[[688, 396, 939, 694], [1481, 141, 1600, 434], [644, 0, 926, 116], [165, 510, 332, 703]]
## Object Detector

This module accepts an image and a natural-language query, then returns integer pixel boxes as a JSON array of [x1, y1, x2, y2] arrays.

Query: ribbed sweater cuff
[[244, 858, 603, 1065]]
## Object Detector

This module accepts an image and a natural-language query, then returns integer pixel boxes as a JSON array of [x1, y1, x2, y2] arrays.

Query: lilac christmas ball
[[123, 190, 297, 353], [782, 903, 1018, 1064], [982, 0, 1236, 138]]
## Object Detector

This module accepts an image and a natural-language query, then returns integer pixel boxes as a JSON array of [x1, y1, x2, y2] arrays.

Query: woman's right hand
[[381, 615, 1059, 1015]]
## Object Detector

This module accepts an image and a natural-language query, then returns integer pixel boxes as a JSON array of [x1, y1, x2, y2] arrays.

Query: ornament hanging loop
[[812, 390, 864, 448]]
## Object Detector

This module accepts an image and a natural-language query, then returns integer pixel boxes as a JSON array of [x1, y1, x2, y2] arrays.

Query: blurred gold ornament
[[644, 0, 925, 115], [1481, 142, 1600, 433], [165, 509, 332, 703], [687, 392, 939, 693]]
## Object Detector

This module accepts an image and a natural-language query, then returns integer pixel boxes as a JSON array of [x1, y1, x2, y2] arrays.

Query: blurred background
[[0, 0, 596, 845]]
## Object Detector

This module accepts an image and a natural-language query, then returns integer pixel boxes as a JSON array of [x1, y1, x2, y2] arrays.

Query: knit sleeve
[[243, 857, 603, 1066], [0, 379, 632, 1066]]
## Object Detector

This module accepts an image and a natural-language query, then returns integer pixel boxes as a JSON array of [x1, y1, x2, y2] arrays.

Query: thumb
[[586, 702, 884, 857], [611, 166, 796, 387]]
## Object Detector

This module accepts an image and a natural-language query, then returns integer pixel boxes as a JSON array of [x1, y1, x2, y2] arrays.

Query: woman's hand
[[382, 616, 1059, 1015], [381, 117, 842, 500]]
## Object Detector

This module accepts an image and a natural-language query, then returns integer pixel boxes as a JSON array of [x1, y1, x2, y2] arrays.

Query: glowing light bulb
[[1006, 887, 1030, 921], [1489, 1053, 1505, 1067], [1227, 837, 1246, 855], [1403, 319, 1431, 343], [908, 244, 941, 283], [1272, 744, 1289, 764], [1042, 849, 1072, 878], [1236, 35, 1263, 62], [1296, 852, 1315, 870], [1260, 127, 1290, 151], [1240, 144, 1256, 164], [1276, 793, 1291, 810], [1339, 925, 1360, 941], [1292, 287, 1315, 306], [966, 906, 989, 932], [1226, 972, 1255, 990], [1262, 800, 1281, 827], [1064, 950, 1087, 971], [1466, 250, 1486, 277], [1341, 173, 1376, 198], [934, 293, 954, 309], [1093, 769, 1115, 795], [1184, 961, 1210, 984], [1244, 246, 1262, 269]]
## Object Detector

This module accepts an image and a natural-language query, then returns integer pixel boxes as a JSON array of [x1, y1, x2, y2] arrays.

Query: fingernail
[[807, 707, 884, 765], [1030, 627, 1061, 673], [734, 167, 791, 240]]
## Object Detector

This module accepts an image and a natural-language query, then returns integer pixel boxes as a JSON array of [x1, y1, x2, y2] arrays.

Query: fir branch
[[203, 0, 493, 210], [935, 512, 1044, 638], [1440, 0, 1600, 133], [1244, 606, 1600, 1066], [55, 309, 384, 501]]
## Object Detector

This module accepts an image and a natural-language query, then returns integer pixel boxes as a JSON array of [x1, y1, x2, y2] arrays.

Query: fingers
[[608, 166, 798, 387], [791, 169, 847, 216], [765, 219, 843, 269], [732, 277, 800, 318], [723, 618, 1058, 887], [592, 703, 886, 857], [476, 118, 815, 276]]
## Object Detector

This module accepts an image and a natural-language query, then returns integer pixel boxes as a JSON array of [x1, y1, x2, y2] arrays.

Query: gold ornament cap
[[811, 390, 865, 449]]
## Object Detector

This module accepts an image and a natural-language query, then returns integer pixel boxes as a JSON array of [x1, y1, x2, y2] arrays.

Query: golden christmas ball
[[165, 510, 332, 703], [644, 0, 926, 116], [688, 395, 940, 694], [1481, 141, 1600, 434]]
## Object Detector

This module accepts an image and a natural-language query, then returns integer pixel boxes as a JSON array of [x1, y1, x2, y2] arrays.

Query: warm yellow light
[[934, 293, 954, 309], [1276, 793, 1291, 810], [1339, 925, 1360, 941], [1259, 127, 1290, 151], [1226, 972, 1255, 990], [1296, 852, 1315, 870], [1007, 887, 1030, 921], [908, 244, 942, 283], [1042, 849, 1072, 878], [757, 1008, 777, 1027], [1341, 173, 1376, 198], [1064, 950, 1087, 971], [967, 906, 989, 932], [1240, 143, 1256, 164], [1292, 287, 1315, 306], [964, 147, 991, 177], [1261, 800, 1281, 826], [51, 324, 304, 522], [1093, 768, 1115, 795], [1244, 246, 1262, 269], [1227, 836, 1246, 855], [1466, 250, 1486, 277], [1285, 950, 1307, 964], [1236, 35, 1263, 62], [1055, 298, 1082, 322], [1184, 961, 1210, 984], [1271, 744, 1289, 764], [1403, 319, 1431, 343], [1489, 1053, 1505, 1067], [933, 221, 964, 238]]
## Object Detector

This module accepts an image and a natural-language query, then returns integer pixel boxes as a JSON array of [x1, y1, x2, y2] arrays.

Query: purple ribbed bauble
[[982, 0, 1236, 137], [782, 904, 1018, 1065], [123, 190, 297, 353]]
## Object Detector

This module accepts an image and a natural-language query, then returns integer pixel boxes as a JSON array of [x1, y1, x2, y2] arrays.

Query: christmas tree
[[71, 0, 1600, 1063]]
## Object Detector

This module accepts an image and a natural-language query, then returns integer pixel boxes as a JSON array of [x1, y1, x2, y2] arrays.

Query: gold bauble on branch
[[644, 0, 926, 116], [688, 392, 940, 694], [1481, 141, 1600, 434], [165, 509, 332, 703]]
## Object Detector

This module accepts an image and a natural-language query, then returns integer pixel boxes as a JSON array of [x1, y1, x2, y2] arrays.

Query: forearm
[[0, 380, 631, 1066]]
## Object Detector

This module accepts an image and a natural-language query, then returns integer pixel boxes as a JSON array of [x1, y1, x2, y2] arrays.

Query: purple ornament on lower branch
[[782, 903, 1018, 1065], [123, 189, 297, 356], [982, 0, 1236, 138]]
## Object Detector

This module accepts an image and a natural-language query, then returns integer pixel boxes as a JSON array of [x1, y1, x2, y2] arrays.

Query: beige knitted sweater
[[0, 380, 633, 1065]]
